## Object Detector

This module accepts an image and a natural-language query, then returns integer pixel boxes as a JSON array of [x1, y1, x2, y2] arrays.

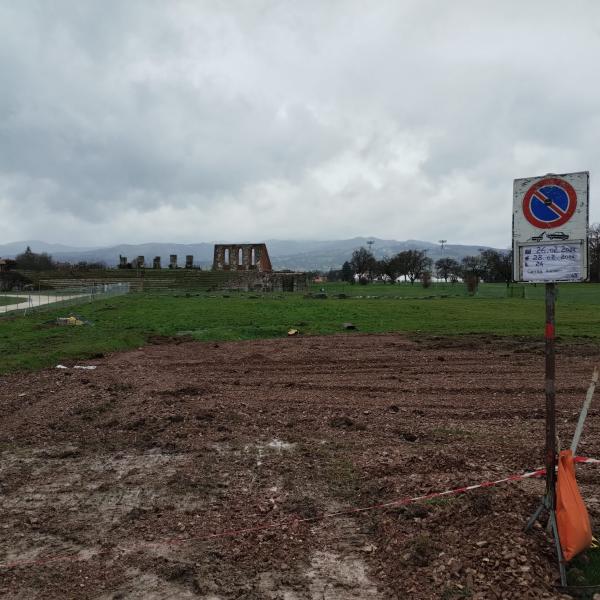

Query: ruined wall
[[30, 268, 308, 293], [218, 272, 308, 292], [0, 259, 16, 273], [213, 244, 273, 272]]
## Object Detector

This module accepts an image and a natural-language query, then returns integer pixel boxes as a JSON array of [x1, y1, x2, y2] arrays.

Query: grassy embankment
[[0, 296, 26, 307], [0, 282, 598, 374]]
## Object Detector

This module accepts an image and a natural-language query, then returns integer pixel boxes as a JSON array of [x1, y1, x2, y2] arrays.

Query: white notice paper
[[522, 244, 582, 282]]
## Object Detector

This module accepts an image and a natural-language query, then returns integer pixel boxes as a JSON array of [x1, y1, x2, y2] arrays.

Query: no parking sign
[[513, 172, 589, 282], [515, 172, 591, 585]]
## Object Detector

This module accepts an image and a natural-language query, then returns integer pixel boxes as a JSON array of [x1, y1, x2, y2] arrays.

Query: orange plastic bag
[[556, 449, 592, 561]]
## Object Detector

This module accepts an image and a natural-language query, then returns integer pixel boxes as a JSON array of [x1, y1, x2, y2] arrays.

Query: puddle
[[267, 439, 296, 452], [306, 551, 380, 599], [257, 550, 381, 600], [244, 438, 296, 466], [95, 570, 201, 600], [257, 571, 303, 599]]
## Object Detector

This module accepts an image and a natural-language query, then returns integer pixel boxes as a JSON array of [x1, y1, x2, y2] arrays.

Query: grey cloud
[[1, 1, 600, 247]]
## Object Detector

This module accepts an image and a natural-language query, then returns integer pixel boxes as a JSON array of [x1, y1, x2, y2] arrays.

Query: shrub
[[465, 273, 479, 295]]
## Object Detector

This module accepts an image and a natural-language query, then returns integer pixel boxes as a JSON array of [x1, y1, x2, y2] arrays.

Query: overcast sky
[[1, 1, 599, 248]]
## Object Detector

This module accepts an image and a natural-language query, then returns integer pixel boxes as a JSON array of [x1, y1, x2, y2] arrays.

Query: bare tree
[[461, 255, 486, 278], [421, 270, 432, 288], [435, 257, 460, 282], [350, 247, 376, 281], [375, 256, 400, 283], [461, 254, 486, 295], [480, 249, 512, 286], [589, 224, 600, 282], [394, 249, 432, 284]]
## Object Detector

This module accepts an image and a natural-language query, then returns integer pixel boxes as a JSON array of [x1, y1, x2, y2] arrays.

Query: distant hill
[[267, 238, 499, 271], [0, 238, 502, 271], [0, 240, 99, 255]]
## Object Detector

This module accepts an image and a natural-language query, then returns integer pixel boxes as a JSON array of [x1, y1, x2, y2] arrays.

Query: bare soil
[[1, 333, 600, 599]]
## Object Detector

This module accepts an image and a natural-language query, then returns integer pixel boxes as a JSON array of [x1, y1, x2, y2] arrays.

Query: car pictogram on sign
[[522, 177, 577, 229], [547, 231, 570, 241]]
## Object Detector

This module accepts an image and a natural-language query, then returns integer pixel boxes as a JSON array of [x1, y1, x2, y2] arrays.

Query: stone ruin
[[109, 246, 307, 292], [118, 255, 144, 269], [211, 243, 308, 291], [0, 258, 16, 272], [117, 254, 196, 270], [213, 243, 272, 272]]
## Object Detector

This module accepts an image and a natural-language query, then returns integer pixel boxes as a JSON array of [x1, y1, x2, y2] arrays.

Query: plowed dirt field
[[2, 333, 599, 599]]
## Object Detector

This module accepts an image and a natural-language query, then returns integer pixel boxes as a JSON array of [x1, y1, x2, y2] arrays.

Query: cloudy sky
[[1, 1, 599, 248]]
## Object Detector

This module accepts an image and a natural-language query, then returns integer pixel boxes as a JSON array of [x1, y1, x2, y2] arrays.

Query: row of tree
[[345, 247, 434, 284], [328, 246, 514, 285], [12, 246, 56, 271], [8, 246, 106, 271], [589, 224, 600, 282], [330, 225, 600, 285], [333, 233, 600, 285]]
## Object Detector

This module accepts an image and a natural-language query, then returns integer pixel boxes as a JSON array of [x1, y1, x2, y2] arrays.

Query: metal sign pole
[[526, 282, 566, 586], [545, 282, 556, 503]]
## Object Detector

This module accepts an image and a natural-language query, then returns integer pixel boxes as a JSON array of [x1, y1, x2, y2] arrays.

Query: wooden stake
[[570, 367, 599, 455]]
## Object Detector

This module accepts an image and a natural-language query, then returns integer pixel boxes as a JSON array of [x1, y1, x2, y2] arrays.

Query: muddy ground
[[1, 333, 600, 599]]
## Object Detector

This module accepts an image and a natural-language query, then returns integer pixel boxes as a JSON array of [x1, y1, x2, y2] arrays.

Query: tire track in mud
[[1, 333, 599, 599]]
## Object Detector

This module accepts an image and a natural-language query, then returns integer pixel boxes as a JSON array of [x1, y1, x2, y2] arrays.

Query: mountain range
[[0, 238, 503, 271]]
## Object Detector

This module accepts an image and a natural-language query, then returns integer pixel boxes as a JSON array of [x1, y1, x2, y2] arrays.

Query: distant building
[[213, 244, 272, 272], [0, 258, 16, 272]]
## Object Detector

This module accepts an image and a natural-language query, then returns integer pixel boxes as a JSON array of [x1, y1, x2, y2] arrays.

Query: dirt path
[[0, 293, 87, 314], [1, 333, 599, 599]]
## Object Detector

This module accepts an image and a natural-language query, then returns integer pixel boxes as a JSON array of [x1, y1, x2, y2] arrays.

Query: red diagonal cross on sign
[[522, 177, 577, 229], [532, 190, 567, 219]]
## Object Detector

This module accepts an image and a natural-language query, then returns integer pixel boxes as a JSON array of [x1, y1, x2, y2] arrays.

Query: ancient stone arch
[[212, 244, 272, 272]]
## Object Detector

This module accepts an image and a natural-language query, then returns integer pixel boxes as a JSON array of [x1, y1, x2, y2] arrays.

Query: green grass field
[[0, 282, 599, 374], [0, 295, 26, 307], [317, 281, 600, 302]]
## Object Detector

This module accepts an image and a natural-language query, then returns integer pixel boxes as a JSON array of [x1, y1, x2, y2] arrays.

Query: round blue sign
[[523, 177, 577, 229]]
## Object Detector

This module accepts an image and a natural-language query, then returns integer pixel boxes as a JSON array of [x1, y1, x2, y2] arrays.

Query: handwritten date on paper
[[522, 244, 582, 282]]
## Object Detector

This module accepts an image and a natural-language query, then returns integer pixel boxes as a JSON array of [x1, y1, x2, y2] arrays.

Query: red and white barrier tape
[[575, 456, 600, 465], [1, 457, 597, 571]]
